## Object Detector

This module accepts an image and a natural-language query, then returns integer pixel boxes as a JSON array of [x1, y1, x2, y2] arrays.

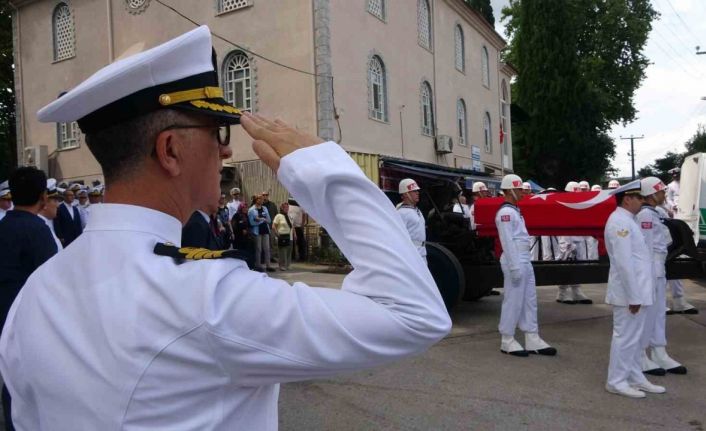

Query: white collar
[[616, 206, 636, 219], [83, 203, 183, 246]]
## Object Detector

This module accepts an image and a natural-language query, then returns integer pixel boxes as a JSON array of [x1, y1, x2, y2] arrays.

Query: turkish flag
[[499, 126, 505, 144], [475, 191, 617, 256]]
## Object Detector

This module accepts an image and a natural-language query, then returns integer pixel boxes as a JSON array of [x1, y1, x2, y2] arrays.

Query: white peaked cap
[[591, 184, 602, 191], [640, 177, 667, 197], [37, 26, 240, 133]]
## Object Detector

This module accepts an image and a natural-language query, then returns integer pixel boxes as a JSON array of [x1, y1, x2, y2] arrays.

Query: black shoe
[[556, 299, 577, 305], [576, 299, 593, 305], [666, 366, 688, 375], [644, 367, 666, 376], [528, 347, 557, 356], [501, 349, 529, 357], [682, 308, 699, 315], [489, 290, 500, 296]]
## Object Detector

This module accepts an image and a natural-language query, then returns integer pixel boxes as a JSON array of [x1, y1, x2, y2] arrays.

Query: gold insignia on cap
[[159, 94, 172, 105], [617, 229, 629, 237], [158, 87, 224, 107], [190, 100, 241, 115]]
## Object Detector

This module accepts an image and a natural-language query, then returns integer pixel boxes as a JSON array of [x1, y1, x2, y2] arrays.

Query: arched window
[[367, 0, 385, 20], [53, 3, 75, 61], [58, 121, 80, 150], [420, 81, 434, 136], [222, 51, 252, 112], [454, 25, 465, 72], [483, 112, 492, 153], [457, 99, 467, 146], [500, 80, 509, 150], [418, 0, 431, 50], [368, 55, 387, 122], [481, 46, 490, 87]]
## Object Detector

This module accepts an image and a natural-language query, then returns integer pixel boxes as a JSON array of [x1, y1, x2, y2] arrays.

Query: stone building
[[10, 0, 514, 201]]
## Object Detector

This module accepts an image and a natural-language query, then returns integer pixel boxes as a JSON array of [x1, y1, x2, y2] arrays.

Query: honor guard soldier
[[608, 179, 620, 190], [496, 174, 556, 357], [556, 181, 593, 305], [637, 177, 687, 375], [397, 178, 427, 261], [0, 26, 450, 430], [469, 181, 490, 231], [604, 180, 665, 398]]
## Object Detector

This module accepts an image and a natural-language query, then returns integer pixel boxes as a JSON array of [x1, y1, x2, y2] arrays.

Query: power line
[[153, 0, 328, 78], [650, 26, 704, 75], [660, 0, 703, 45], [653, 14, 702, 59], [650, 38, 703, 79]]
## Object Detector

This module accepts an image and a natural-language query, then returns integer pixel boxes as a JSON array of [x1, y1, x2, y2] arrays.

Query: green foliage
[[501, 0, 656, 187], [464, 0, 494, 25], [685, 125, 706, 156], [0, 4, 15, 181]]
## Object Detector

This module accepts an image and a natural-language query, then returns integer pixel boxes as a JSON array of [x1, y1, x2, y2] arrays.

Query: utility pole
[[620, 135, 645, 180]]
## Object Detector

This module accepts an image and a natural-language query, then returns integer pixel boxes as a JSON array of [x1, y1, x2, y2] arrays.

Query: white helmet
[[578, 180, 590, 191], [522, 182, 532, 191], [640, 176, 667, 197], [608, 179, 620, 189], [501, 174, 523, 190], [590, 184, 602, 191], [564, 181, 579, 192], [398, 178, 420, 194], [472, 181, 488, 193]]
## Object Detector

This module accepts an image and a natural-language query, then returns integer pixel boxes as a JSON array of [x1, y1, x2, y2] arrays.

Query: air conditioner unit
[[23, 146, 49, 173], [435, 135, 453, 154]]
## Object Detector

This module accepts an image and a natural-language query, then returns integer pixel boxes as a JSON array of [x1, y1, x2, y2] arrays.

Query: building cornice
[[500, 62, 519, 76], [445, 0, 506, 50], [8, 0, 42, 8]]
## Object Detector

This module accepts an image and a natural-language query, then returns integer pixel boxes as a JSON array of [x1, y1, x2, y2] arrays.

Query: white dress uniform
[[452, 202, 472, 230], [397, 204, 427, 258], [666, 180, 679, 213], [78, 202, 90, 229], [495, 203, 538, 336], [37, 214, 63, 251], [604, 207, 655, 391], [0, 143, 451, 430], [658, 201, 694, 312]]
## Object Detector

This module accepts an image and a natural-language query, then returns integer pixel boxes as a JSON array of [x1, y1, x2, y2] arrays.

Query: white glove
[[510, 268, 523, 283]]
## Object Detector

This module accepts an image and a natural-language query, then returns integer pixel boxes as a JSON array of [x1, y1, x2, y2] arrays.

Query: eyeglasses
[[161, 124, 231, 146]]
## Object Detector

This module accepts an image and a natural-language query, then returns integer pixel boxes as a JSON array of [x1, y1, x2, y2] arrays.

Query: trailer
[[403, 174, 706, 311]]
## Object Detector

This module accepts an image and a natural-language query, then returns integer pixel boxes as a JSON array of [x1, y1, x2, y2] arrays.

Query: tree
[[501, 0, 656, 186], [0, 3, 16, 181], [638, 151, 683, 183], [685, 124, 706, 156], [464, 0, 494, 25]]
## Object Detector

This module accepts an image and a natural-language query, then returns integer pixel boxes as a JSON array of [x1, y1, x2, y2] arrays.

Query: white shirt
[[37, 214, 63, 251], [62, 201, 75, 219], [637, 205, 671, 278], [452, 203, 473, 230], [288, 204, 304, 228], [78, 203, 90, 229], [604, 207, 654, 306], [666, 180, 679, 211], [397, 204, 427, 257], [226, 199, 241, 221], [495, 203, 531, 270], [0, 142, 450, 430]]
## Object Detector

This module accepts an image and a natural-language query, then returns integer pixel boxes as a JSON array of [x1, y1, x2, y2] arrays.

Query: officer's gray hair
[[85, 109, 189, 183]]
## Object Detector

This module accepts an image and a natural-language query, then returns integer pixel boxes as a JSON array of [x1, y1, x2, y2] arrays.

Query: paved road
[[273, 270, 706, 431]]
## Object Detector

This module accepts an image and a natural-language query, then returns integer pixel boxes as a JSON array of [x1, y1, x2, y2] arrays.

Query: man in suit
[[54, 189, 83, 246], [182, 203, 224, 250]]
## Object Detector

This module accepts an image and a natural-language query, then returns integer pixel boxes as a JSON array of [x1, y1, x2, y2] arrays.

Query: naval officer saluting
[[0, 26, 450, 430], [604, 180, 665, 398]]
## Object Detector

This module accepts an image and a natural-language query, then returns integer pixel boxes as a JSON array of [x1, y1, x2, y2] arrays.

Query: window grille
[[368, 56, 387, 121], [218, 0, 250, 14], [483, 112, 492, 153], [53, 3, 75, 61], [418, 0, 431, 49], [58, 121, 80, 150], [367, 0, 385, 20], [421, 82, 434, 136], [482, 47, 490, 87], [223, 52, 252, 112], [457, 99, 467, 146], [455, 25, 465, 72]]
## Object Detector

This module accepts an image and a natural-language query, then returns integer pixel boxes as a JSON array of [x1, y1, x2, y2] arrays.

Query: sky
[[490, 0, 706, 178]]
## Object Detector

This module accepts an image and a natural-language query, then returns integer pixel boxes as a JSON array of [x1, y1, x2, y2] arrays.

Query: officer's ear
[[154, 130, 183, 178]]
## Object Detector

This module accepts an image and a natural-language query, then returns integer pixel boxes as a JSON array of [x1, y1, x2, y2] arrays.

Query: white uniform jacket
[[0, 142, 451, 430], [666, 180, 679, 212], [495, 203, 531, 270], [604, 207, 654, 306], [637, 205, 671, 278], [397, 204, 427, 257], [37, 214, 63, 251]]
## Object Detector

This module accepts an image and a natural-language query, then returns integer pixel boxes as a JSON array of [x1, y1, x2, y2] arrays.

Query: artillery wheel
[[426, 242, 466, 311]]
